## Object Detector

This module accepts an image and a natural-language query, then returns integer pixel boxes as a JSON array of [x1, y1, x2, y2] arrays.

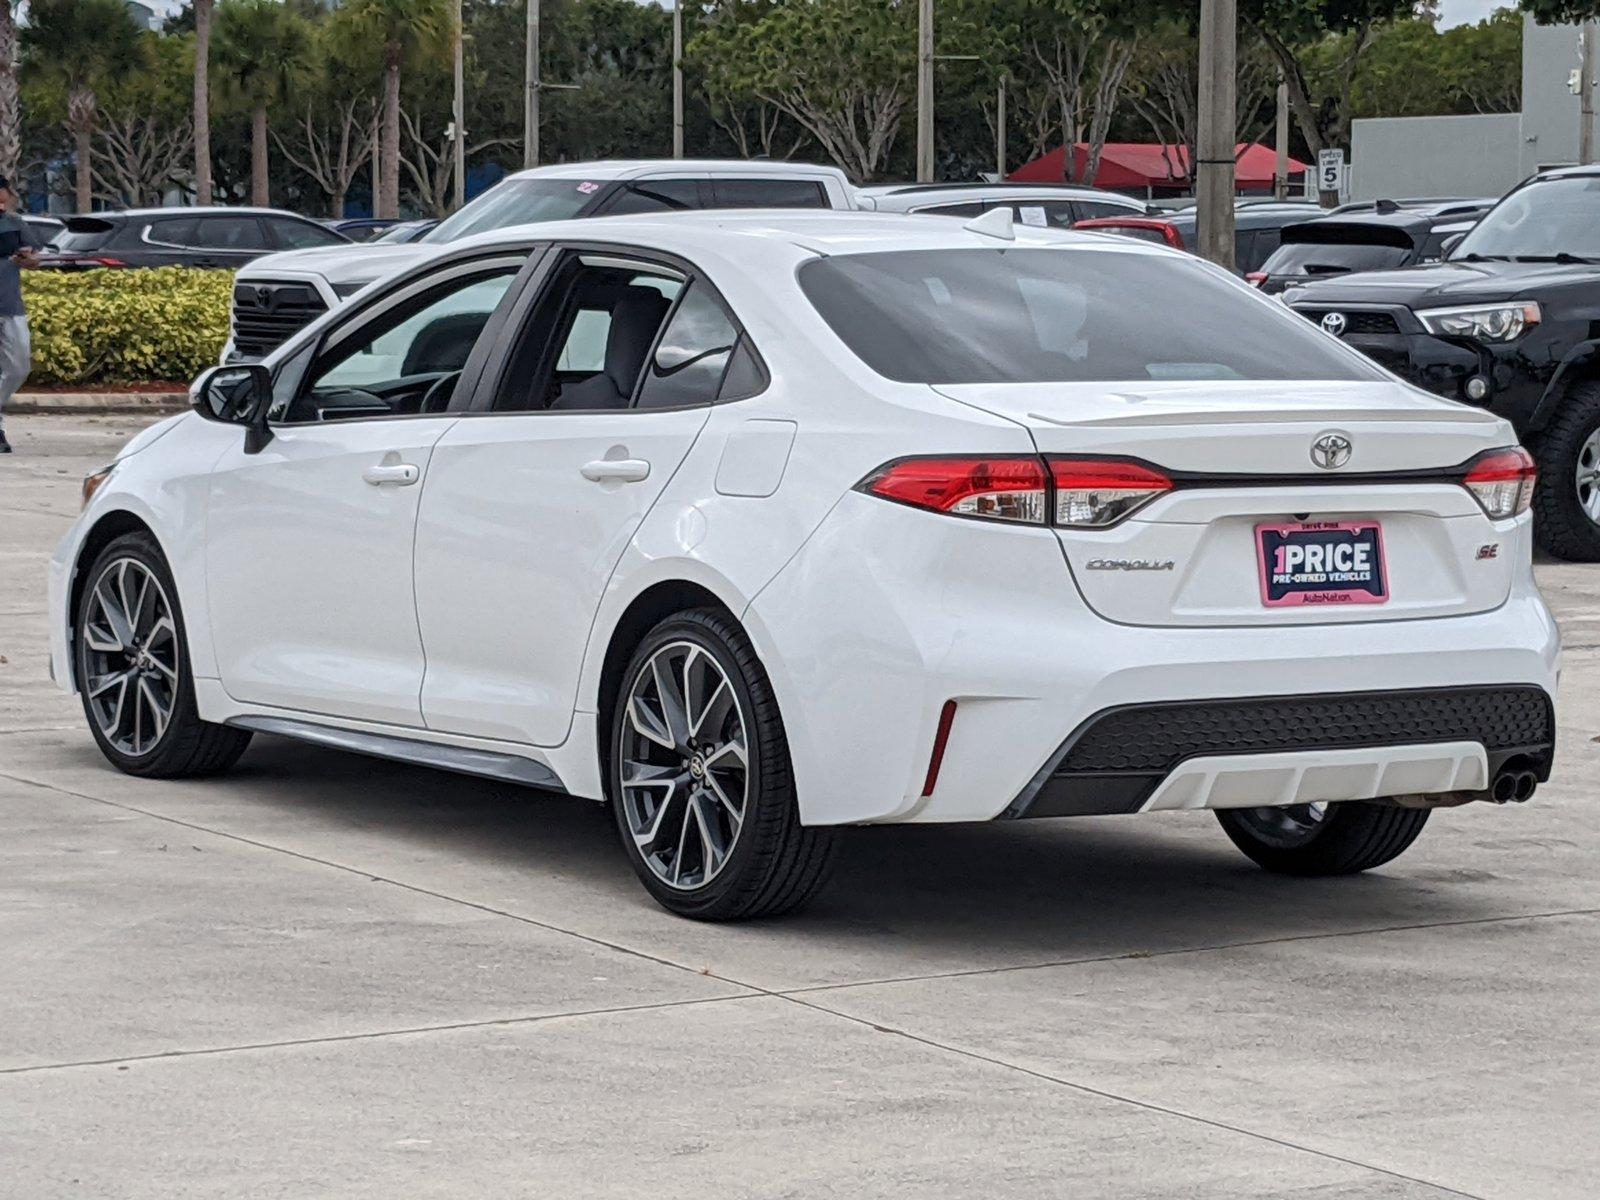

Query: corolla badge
[[1310, 431, 1354, 470], [1320, 311, 1347, 337]]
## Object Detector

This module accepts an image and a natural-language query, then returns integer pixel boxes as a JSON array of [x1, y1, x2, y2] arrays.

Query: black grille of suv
[[1294, 308, 1401, 336], [231, 280, 328, 358]]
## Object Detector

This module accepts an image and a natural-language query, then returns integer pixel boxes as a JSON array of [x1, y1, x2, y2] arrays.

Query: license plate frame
[[1256, 520, 1389, 609]]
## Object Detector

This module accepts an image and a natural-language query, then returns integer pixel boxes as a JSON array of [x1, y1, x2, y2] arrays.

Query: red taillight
[[91, 257, 130, 268], [858, 456, 1048, 524], [1463, 446, 1536, 519], [1048, 457, 1173, 528], [1245, 272, 1268, 287], [920, 700, 958, 797]]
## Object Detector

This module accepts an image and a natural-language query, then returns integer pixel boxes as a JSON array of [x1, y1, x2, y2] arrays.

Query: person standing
[[0, 176, 44, 454]]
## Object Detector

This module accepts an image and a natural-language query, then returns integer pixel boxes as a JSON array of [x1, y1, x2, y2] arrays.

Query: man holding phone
[[0, 175, 43, 454]]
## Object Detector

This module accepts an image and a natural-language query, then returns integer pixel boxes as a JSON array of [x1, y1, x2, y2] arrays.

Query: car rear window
[[54, 219, 116, 253], [798, 248, 1384, 384], [1260, 242, 1413, 276]]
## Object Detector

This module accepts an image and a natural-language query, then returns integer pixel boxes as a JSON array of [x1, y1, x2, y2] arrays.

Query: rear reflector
[[1463, 446, 1536, 519], [921, 700, 959, 797], [1049, 458, 1173, 528], [859, 456, 1047, 524]]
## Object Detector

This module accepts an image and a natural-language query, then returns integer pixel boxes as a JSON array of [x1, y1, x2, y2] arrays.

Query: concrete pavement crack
[[0, 992, 759, 1077]]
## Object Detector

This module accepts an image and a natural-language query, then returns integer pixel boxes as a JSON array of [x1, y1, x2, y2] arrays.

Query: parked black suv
[[40, 207, 348, 271], [1253, 199, 1491, 294], [1285, 168, 1600, 560]]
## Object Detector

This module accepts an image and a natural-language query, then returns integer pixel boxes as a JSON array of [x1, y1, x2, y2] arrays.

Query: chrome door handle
[[580, 458, 651, 483], [362, 462, 420, 486]]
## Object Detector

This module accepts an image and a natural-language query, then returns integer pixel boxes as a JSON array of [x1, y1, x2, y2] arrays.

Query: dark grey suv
[[39, 207, 349, 271]]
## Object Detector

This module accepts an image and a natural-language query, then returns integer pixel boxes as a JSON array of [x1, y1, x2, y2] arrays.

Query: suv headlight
[[1415, 302, 1540, 341]]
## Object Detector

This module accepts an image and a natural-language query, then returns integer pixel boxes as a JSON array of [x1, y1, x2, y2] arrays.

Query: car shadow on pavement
[[144, 732, 1511, 971]]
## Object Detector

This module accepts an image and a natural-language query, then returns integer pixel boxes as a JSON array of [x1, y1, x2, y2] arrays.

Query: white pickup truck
[[225, 158, 858, 361]]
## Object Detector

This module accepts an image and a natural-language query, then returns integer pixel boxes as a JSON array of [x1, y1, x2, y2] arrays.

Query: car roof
[[443, 208, 1172, 261], [860, 181, 1131, 198], [69, 206, 319, 222], [503, 159, 850, 184]]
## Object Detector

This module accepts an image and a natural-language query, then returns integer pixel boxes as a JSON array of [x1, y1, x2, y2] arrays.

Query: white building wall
[[1350, 113, 1524, 200]]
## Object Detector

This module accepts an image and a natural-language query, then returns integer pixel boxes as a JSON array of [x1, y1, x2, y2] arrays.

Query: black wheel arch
[[1529, 339, 1600, 434]]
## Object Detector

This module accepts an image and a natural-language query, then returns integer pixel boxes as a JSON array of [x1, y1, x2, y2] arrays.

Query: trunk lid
[[934, 380, 1519, 627]]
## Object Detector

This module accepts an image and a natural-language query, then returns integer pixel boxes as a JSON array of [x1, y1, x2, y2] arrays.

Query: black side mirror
[[191, 363, 273, 453]]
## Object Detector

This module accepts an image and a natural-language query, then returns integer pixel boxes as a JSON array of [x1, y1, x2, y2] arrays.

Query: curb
[[10, 392, 189, 416]]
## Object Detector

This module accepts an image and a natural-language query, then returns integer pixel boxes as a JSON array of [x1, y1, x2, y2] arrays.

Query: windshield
[[424, 178, 601, 244], [1261, 242, 1412, 276], [1451, 175, 1600, 261], [799, 249, 1383, 384]]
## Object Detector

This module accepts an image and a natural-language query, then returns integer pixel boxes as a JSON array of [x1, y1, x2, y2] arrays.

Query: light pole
[[1273, 73, 1289, 201], [996, 73, 1008, 180], [1581, 22, 1596, 166], [1195, 0, 1237, 269], [672, 0, 684, 158], [524, 0, 540, 168], [452, 0, 465, 210], [916, 0, 933, 181]]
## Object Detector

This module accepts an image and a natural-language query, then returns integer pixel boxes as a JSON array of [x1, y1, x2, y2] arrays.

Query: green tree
[[96, 31, 194, 205], [20, 0, 143, 211], [215, 0, 313, 206], [335, 0, 451, 217]]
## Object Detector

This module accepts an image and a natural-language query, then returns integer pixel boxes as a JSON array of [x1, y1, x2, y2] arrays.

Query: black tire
[[608, 607, 835, 921], [1529, 379, 1600, 562], [1216, 801, 1429, 876], [74, 531, 252, 779]]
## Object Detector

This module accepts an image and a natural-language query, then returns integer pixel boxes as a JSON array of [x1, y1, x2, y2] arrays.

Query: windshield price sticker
[[1256, 520, 1388, 608], [576, 181, 601, 194]]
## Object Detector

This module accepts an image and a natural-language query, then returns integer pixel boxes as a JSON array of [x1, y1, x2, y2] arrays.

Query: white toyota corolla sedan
[[49, 211, 1560, 919]]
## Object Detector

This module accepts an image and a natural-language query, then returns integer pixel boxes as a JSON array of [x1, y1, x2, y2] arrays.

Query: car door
[[204, 254, 527, 725], [413, 246, 746, 746], [188, 214, 272, 268]]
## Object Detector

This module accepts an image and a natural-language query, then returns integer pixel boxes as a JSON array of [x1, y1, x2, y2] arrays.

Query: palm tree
[[194, 0, 214, 205], [337, 0, 450, 218], [215, 0, 312, 207], [21, 0, 142, 212], [0, 2, 20, 184]]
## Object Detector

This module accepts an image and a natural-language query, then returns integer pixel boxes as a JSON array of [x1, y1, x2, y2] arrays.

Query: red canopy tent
[[1008, 142, 1306, 193]]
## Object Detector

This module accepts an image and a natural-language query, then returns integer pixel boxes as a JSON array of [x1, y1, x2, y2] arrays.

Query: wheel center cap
[[688, 754, 708, 780]]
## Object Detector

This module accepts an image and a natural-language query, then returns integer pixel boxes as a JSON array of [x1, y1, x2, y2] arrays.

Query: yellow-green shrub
[[22, 267, 233, 387]]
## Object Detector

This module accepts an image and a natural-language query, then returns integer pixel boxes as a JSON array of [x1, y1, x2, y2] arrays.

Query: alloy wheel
[[1577, 425, 1600, 525], [618, 640, 749, 891], [1229, 802, 1328, 850], [79, 558, 180, 757]]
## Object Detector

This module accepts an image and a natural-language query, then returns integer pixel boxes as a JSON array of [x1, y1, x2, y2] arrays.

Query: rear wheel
[[1216, 801, 1429, 876], [609, 608, 835, 921], [1530, 380, 1600, 562], [74, 532, 252, 778]]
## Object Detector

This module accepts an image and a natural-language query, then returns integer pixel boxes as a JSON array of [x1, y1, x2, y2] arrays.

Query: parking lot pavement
[[3, 414, 1598, 1199]]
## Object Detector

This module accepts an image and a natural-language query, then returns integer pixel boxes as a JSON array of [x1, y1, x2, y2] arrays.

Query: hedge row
[[21, 267, 233, 388]]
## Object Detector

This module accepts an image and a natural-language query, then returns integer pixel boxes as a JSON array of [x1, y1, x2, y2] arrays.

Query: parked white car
[[225, 159, 857, 361], [856, 182, 1146, 227], [54, 211, 1559, 920]]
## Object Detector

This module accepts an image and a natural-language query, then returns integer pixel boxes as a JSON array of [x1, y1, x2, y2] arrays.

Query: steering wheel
[[419, 370, 463, 414]]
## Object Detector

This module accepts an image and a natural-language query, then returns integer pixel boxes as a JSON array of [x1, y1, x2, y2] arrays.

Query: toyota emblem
[[1320, 311, 1348, 337], [253, 285, 273, 310], [1310, 432, 1353, 470]]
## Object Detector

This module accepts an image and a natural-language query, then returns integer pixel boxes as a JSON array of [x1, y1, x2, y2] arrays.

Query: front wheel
[[1530, 380, 1600, 562], [609, 608, 835, 921], [74, 532, 252, 778], [1216, 801, 1429, 876]]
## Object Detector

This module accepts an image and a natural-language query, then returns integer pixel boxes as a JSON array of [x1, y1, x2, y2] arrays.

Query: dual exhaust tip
[[1490, 766, 1538, 804]]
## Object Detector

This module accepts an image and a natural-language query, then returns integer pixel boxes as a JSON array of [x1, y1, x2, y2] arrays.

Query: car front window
[[424, 179, 601, 243], [1451, 176, 1600, 261]]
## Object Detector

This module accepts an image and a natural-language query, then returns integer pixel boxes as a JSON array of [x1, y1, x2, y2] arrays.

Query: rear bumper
[[1009, 685, 1554, 817], [747, 493, 1561, 827]]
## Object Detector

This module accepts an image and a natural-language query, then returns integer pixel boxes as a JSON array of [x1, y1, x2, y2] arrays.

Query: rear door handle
[[580, 458, 651, 483], [362, 462, 420, 486]]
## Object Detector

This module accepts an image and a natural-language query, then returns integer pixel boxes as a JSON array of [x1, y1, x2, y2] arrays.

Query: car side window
[[493, 254, 683, 412], [634, 282, 740, 410], [146, 217, 198, 246], [269, 218, 346, 249], [1074, 200, 1138, 221], [600, 180, 704, 215], [913, 202, 984, 218], [283, 268, 518, 423], [191, 216, 269, 251], [711, 179, 828, 208]]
